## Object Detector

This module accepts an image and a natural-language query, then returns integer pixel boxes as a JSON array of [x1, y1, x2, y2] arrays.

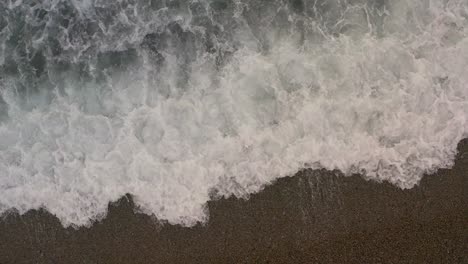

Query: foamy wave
[[0, 0, 467, 227]]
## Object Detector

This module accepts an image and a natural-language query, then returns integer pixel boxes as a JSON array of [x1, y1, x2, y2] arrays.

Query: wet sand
[[0, 140, 467, 264]]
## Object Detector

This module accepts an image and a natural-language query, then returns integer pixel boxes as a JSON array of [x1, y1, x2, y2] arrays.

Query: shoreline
[[0, 139, 466, 263]]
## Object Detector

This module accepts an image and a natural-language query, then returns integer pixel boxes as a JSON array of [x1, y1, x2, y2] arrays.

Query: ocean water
[[0, 0, 467, 227]]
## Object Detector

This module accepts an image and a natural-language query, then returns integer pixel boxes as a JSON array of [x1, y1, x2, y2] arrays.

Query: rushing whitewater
[[0, 0, 467, 227]]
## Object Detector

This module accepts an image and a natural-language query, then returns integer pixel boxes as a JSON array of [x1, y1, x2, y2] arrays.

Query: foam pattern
[[0, 0, 467, 226]]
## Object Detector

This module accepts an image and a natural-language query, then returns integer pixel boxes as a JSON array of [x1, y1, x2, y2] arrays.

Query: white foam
[[0, 0, 467, 227]]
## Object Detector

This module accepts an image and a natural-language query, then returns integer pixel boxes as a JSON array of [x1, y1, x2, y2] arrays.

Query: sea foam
[[0, 0, 467, 227]]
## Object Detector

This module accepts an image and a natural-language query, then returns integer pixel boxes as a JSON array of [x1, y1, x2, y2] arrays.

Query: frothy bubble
[[0, 0, 467, 227]]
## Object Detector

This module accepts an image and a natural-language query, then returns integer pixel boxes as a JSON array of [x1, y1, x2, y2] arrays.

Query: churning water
[[0, 0, 467, 227]]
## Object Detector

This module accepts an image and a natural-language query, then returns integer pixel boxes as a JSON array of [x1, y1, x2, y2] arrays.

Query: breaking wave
[[0, 0, 467, 226]]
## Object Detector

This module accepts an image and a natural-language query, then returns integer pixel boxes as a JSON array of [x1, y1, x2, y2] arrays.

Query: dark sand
[[1, 140, 467, 264]]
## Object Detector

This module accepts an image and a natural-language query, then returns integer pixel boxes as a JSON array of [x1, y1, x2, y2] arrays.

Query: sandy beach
[[0, 139, 466, 264]]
